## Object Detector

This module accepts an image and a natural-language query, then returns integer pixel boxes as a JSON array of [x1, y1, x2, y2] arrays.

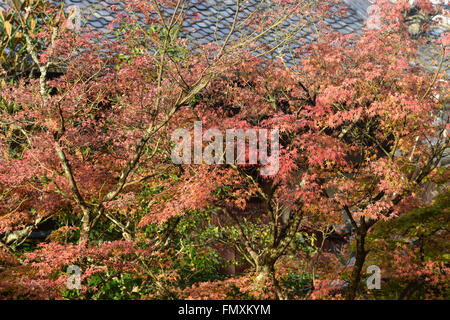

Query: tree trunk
[[346, 227, 367, 300], [79, 208, 91, 245], [254, 259, 284, 299], [254, 263, 273, 288], [399, 278, 425, 300]]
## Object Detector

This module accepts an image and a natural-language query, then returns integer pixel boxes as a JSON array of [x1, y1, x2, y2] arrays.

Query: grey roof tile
[[0, 0, 447, 68]]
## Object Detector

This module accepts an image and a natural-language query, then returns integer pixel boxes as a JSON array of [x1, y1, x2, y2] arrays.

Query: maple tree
[[366, 188, 449, 299], [151, 0, 449, 299], [0, 0, 448, 300]]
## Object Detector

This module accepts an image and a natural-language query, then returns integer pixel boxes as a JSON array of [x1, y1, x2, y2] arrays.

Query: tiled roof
[[1, 1, 448, 49], [0, 0, 368, 34], [1, 1, 447, 55], [0, 1, 366, 51]]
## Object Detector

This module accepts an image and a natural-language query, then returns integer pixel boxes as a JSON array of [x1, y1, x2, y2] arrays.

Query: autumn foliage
[[0, 0, 448, 300]]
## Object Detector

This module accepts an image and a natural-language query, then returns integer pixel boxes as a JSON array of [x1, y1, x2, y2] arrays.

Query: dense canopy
[[0, 0, 448, 300]]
